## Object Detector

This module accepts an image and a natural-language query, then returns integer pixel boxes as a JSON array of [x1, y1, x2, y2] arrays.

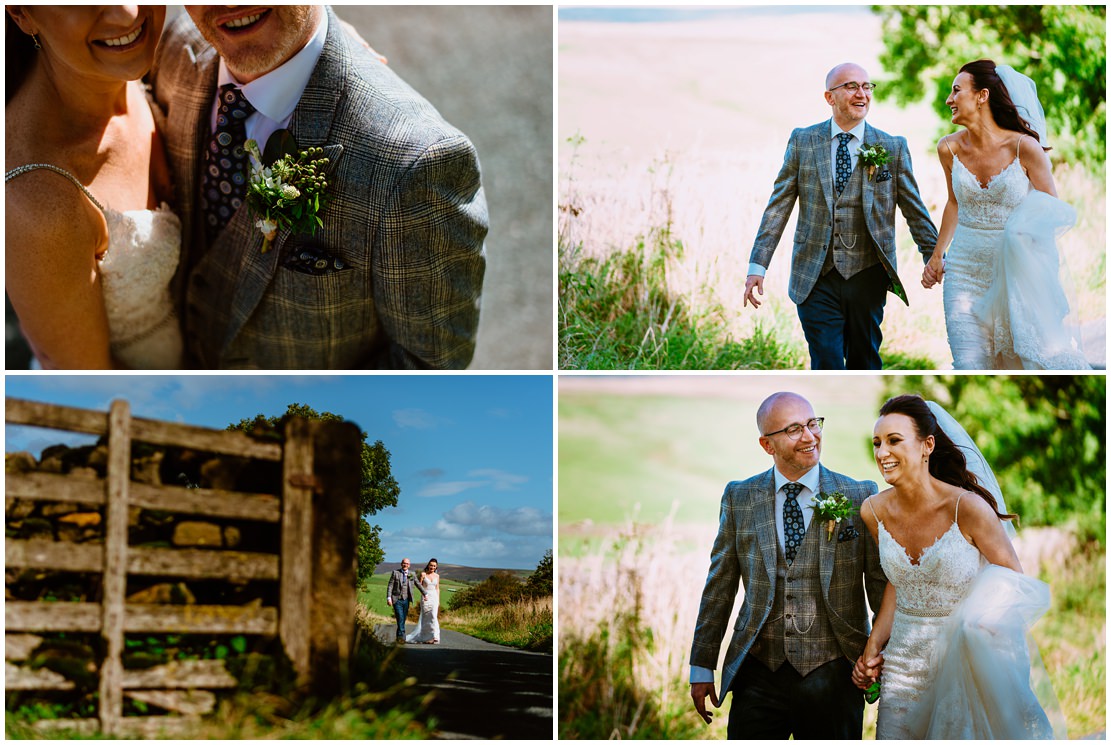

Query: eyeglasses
[[763, 417, 825, 440], [828, 82, 876, 93]]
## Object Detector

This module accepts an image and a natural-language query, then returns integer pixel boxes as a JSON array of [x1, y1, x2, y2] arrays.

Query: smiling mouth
[[96, 21, 145, 49], [221, 10, 269, 33], [880, 460, 898, 473]]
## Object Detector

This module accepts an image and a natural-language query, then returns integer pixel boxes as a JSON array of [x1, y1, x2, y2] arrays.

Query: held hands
[[852, 652, 884, 690], [744, 275, 764, 309], [690, 681, 720, 725], [921, 254, 945, 289]]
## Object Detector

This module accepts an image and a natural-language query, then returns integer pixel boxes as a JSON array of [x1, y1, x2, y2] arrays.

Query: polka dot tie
[[834, 132, 853, 195], [200, 84, 256, 243], [782, 482, 805, 564]]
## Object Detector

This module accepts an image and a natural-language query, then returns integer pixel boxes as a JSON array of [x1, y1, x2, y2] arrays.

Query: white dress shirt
[[210, 11, 329, 152], [747, 119, 868, 278], [690, 464, 821, 684]]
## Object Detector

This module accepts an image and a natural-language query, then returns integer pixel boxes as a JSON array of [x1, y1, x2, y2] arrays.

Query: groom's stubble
[[185, 5, 322, 83]]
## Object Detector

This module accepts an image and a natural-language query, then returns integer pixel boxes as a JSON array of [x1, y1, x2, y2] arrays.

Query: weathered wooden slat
[[130, 546, 279, 581], [6, 540, 278, 581], [5, 633, 43, 661], [6, 602, 102, 632], [130, 417, 281, 460], [7, 539, 102, 572], [7, 601, 277, 635], [281, 417, 315, 684], [6, 472, 280, 521], [125, 689, 216, 716], [32, 718, 100, 736], [6, 661, 76, 690], [121, 659, 237, 689], [5, 471, 105, 504], [5, 398, 108, 434], [130, 481, 280, 522], [101, 399, 132, 735]]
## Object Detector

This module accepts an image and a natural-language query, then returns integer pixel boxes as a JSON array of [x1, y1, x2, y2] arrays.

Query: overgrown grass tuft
[[445, 596, 553, 653]]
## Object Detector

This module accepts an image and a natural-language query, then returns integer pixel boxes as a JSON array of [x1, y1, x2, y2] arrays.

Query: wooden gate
[[5, 397, 360, 736]]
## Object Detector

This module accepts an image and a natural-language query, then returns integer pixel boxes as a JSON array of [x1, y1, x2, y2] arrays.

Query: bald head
[[756, 392, 813, 435], [826, 63, 869, 90]]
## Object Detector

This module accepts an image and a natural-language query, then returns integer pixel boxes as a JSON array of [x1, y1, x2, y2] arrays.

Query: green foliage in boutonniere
[[811, 491, 858, 541], [858, 143, 891, 181], [244, 131, 330, 253]]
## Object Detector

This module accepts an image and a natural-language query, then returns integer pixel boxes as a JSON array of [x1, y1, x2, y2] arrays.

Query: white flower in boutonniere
[[811, 491, 858, 541], [857, 144, 891, 181], [244, 136, 330, 253]]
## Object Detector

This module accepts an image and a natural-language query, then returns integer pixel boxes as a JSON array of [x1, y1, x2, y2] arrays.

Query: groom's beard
[[186, 6, 321, 82]]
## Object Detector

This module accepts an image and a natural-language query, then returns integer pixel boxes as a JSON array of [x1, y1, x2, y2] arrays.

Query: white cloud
[[443, 501, 550, 536], [393, 408, 438, 429], [468, 469, 528, 490], [416, 481, 487, 497]]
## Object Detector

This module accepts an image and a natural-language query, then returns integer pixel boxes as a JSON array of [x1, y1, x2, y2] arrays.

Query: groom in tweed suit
[[690, 392, 887, 739], [743, 63, 937, 370], [152, 6, 487, 369]]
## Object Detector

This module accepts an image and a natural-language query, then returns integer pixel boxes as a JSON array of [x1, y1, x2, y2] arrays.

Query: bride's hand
[[922, 254, 945, 289]]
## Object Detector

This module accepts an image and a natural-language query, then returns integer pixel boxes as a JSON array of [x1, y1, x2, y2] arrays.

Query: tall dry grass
[[446, 596, 553, 652]]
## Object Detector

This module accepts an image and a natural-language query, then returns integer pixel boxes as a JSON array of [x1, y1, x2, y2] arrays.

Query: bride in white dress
[[853, 394, 1065, 739], [923, 60, 1089, 371], [5, 7, 183, 369], [407, 559, 441, 644]]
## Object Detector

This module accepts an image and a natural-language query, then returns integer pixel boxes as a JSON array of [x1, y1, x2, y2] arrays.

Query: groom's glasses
[[763, 417, 825, 440], [828, 82, 876, 93]]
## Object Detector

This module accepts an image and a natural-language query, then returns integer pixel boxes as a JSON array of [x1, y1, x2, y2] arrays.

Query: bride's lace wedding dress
[[943, 141, 1088, 370], [872, 496, 1057, 739], [5, 165, 183, 369], [407, 574, 440, 643]]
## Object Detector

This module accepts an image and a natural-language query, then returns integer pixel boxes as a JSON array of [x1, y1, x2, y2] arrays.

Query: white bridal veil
[[902, 402, 1067, 739]]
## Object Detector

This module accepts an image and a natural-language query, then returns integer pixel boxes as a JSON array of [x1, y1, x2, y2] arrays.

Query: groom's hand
[[921, 255, 944, 289], [852, 653, 883, 689], [690, 682, 719, 724], [743, 275, 764, 309]]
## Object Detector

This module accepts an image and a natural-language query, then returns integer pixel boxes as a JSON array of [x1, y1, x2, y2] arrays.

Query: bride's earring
[[30, 33, 41, 50]]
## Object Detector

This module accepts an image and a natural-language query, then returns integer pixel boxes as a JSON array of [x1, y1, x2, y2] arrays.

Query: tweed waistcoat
[[748, 517, 841, 676], [823, 163, 879, 279]]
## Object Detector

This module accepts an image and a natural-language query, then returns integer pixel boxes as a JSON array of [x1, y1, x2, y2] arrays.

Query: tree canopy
[[879, 376, 1105, 543], [872, 5, 1106, 169], [228, 403, 401, 581]]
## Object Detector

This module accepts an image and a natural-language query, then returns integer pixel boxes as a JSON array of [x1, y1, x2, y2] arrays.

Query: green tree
[[228, 403, 401, 582], [879, 376, 1105, 542], [525, 549, 553, 597], [872, 5, 1106, 168]]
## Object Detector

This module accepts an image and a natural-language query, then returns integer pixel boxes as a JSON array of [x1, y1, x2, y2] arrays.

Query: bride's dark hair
[[879, 394, 1017, 523], [6, 13, 36, 105], [424, 558, 439, 574], [959, 59, 1048, 151]]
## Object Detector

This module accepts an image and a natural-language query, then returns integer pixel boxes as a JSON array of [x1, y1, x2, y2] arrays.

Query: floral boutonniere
[[811, 491, 857, 541], [244, 131, 330, 253], [858, 143, 891, 181]]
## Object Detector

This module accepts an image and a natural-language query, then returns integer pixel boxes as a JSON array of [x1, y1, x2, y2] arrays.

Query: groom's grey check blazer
[[750, 120, 937, 306], [152, 7, 487, 369], [690, 465, 886, 697]]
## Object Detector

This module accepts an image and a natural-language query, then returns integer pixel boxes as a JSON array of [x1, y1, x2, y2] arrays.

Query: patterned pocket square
[[282, 238, 354, 276], [837, 524, 860, 542], [875, 170, 892, 183]]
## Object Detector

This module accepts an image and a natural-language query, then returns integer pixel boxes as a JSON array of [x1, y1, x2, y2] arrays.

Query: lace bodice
[[877, 521, 981, 616], [98, 205, 183, 368], [951, 155, 1030, 230]]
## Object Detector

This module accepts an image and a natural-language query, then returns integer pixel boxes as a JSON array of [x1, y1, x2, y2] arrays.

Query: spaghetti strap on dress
[[6, 163, 184, 369]]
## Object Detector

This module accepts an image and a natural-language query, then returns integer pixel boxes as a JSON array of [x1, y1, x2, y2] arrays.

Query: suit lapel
[[861, 123, 875, 217], [817, 466, 837, 595], [815, 120, 834, 213], [754, 469, 779, 585]]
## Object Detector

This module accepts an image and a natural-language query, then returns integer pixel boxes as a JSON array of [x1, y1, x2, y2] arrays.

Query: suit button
[[785, 613, 792, 619]]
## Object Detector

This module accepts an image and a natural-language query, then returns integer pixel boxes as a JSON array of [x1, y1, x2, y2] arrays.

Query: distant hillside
[[378, 562, 530, 584]]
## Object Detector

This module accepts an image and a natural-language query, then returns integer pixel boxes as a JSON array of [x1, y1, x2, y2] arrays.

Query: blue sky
[[4, 375, 553, 570]]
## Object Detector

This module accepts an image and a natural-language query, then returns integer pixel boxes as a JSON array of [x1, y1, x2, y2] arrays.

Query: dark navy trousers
[[796, 263, 888, 370]]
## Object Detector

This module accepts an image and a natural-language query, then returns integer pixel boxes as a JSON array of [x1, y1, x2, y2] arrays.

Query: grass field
[[557, 379, 1106, 739]]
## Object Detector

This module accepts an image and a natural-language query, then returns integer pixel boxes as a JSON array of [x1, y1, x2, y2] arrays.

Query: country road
[[375, 625, 553, 739]]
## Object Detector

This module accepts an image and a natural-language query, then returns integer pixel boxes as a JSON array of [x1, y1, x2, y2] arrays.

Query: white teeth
[[226, 13, 263, 29], [103, 25, 142, 47]]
